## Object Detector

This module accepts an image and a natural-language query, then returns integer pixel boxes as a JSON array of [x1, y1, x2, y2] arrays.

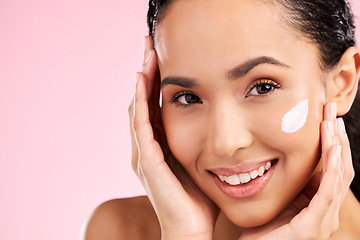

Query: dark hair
[[147, 0, 174, 41], [147, 0, 360, 199]]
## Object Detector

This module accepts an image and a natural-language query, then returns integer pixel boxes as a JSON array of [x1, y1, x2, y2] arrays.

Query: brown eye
[[254, 84, 273, 95], [178, 94, 202, 105], [247, 80, 282, 97], [169, 91, 203, 108]]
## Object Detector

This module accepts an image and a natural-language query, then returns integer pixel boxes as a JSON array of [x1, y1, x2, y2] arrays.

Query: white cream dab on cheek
[[281, 99, 309, 133]]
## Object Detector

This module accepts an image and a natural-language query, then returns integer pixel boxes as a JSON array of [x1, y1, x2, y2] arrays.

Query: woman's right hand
[[128, 36, 219, 240]]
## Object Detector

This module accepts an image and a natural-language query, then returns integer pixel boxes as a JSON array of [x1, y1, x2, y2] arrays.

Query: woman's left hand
[[239, 102, 355, 240]]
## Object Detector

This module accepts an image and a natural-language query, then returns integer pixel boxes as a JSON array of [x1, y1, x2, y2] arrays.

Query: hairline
[[153, 0, 328, 75]]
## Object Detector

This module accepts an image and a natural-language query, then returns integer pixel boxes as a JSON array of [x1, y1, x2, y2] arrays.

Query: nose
[[207, 104, 253, 158]]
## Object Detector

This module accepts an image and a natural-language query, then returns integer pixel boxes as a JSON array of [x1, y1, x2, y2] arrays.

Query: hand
[[239, 103, 355, 240], [128, 36, 219, 240]]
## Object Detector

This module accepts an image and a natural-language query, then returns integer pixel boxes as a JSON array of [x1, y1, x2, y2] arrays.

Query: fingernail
[[143, 36, 150, 63], [143, 36, 152, 65], [329, 102, 337, 119], [338, 118, 346, 132], [143, 36, 149, 53], [327, 121, 334, 137], [144, 50, 152, 65]]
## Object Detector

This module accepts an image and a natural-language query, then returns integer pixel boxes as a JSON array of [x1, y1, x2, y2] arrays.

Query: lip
[[211, 159, 277, 199]]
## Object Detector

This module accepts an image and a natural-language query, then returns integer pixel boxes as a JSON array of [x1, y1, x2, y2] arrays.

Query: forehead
[[155, 0, 319, 78], [157, 0, 281, 42]]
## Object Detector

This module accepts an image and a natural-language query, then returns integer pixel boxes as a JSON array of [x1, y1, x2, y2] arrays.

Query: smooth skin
[[83, 0, 360, 239], [83, 44, 360, 240], [84, 43, 360, 239]]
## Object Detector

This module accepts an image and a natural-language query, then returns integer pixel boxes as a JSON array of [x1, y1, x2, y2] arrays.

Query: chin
[[223, 202, 283, 228]]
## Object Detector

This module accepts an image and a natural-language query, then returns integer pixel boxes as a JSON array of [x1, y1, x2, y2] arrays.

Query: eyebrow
[[160, 76, 198, 89], [227, 56, 290, 80], [160, 56, 290, 89]]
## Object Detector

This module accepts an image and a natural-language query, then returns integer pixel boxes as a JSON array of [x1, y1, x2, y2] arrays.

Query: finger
[[296, 145, 341, 233], [336, 117, 354, 199], [324, 117, 354, 234], [142, 36, 161, 131], [320, 120, 334, 164], [133, 73, 175, 178], [323, 102, 337, 121], [143, 50, 158, 99], [322, 145, 343, 235], [316, 144, 341, 235], [143, 37, 163, 145], [143, 35, 152, 65], [128, 72, 138, 168], [133, 73, 191, 206], [132, 72, 159, 167], [133, 72, 156, 155], [133, 72, 160, 177], [142, 36, 158, 101], [321, 103, 337, 171], [319, 117, 351, 235]]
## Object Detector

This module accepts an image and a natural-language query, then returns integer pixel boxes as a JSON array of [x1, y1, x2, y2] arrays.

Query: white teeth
[[258, 166, 265, 176], [227, 175, 240, 185], [249, 170, 258, 179], [217, 161, 273, 185], [265, 162, 271, 171], [218, 175, 226, 182], [239, 173, 251, 183]]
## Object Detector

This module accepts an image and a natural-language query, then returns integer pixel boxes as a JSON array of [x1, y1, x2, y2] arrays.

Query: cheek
[[249, 98, 322, 195], [282, 100, 322, 155], [245, 100, 322, 218], [262, 99, 322, 185], [162, 111, 204, 167], [260, 98, 322, 151], [281, 99, 309, 133]]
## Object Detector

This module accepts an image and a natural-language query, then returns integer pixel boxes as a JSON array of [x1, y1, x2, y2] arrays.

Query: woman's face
[[156, 0, 326, 227]]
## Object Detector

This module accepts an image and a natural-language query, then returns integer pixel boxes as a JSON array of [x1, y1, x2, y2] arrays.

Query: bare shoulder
[[83, 196, 161, 240]]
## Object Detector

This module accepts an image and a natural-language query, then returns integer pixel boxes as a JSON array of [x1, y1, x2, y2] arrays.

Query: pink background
[[0, 1, 359, 239]]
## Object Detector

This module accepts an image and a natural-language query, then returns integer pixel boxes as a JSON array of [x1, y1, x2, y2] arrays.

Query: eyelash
[[169, 79, 282, 108], [246, 79, 282, 98], [169, 90, 202, 109]]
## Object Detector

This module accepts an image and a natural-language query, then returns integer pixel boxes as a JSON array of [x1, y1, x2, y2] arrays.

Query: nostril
[[207, 131, 254, 159], [208, 138, 237, 158]]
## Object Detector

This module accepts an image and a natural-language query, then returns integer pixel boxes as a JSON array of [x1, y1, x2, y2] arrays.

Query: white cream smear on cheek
[[281, 99, 309, 133]]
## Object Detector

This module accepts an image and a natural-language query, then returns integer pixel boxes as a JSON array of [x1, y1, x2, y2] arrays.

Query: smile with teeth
[[216, 161, 272, 185]]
